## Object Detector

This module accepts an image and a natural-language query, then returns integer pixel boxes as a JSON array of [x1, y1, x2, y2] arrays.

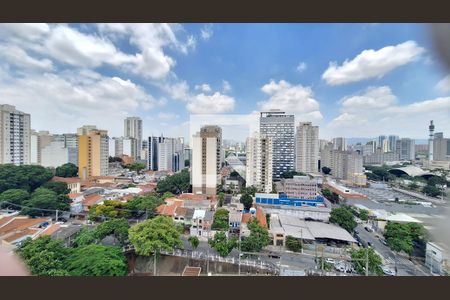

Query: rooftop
[[51, 176, 81, 184]]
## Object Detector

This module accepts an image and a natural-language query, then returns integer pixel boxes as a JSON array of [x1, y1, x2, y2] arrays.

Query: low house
[[190, 209, 206, 237], [229, 211, 242, 233], [51, 176, 81, 193], [68, 193, 84, 214], [50, 224, 82, 247], [82, 194, 104, 212], [0, 216, 52, 248], [203, 211, 214, 233]]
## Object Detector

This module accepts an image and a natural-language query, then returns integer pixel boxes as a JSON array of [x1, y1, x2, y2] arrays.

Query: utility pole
[[238, 230, 241, 275], [365, 248, 369, 276], [153, 249, 157, 276], [321, 248, 324, 275]]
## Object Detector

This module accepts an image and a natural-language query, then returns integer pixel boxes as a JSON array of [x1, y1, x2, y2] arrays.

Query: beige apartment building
[[78, 126, 109, 179]]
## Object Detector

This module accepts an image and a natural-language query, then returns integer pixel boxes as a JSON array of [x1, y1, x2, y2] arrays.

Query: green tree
[[0, 164, 53, 193], [408, 182, 419, 190], [162, 192, 174, 200], [55, 163, 78, 178], [384, 222, 426, 255], [184, 159, 190, 167], [128, 216, 183, 256], [240, 219, 270, 252], [125, 195, 164, 218], [21, 188, 71, 216], [208, 231, 237, 257], [211, 208, 229, 230], [423, 185, 444, 197], [42, 182, 70, 195], [66, 244, 128, 276], [17, 236, 71, 276], [271, 182, 277, 194], [384, 222, 414, 255], [73, 228, 97, 247], [321, 166, 331, 175], [240, 193, 253, 211], [126, 163, 146, 172], [188, 235, 200, 250], [351, 247, 383, 275], [285, 235, 302, 252], [329, 206, 357, 233], [156, 169, 191, 194], [89, 200, 131, 220], [359, 209, 369, 221], [94, 218, 130, 244], [241, 185, 257, 197], [321, 188, 339, 203], [0, 189, 30, 208], [217, 192, 225, 207]]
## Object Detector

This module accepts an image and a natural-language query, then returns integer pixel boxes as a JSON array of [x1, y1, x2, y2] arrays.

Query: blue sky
[[1, 23, 449, 142]]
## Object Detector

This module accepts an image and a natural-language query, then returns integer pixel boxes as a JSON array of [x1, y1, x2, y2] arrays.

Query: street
[[355, 223, 430, 276]]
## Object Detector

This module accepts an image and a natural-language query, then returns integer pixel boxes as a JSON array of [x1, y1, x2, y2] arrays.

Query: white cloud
[[187, 92, 235, 114], [322, 41, 425, 85], [296, 62, 307, 73], [0, 44, 53, 71], [327, 86, 450, 138], [200, 24, 213, 41], [258, 80, 323, 122], [163, 80, 190, 101], [0, 70, 163, 136], [195, 83, 212, 93], [341, 86, 397, 112], [222, 80, 231, 93], [436, 75, 450, 93]]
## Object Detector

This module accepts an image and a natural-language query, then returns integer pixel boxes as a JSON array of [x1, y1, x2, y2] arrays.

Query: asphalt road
[[355, 223, 430, 276]]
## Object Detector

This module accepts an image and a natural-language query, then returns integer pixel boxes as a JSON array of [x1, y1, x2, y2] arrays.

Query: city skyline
[[1, 24, 450, 141]]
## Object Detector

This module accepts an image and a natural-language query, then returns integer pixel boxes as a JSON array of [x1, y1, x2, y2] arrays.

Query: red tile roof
[[0, 217, 50, 236], [41, 223, 61, 236], [156, 200, 183, 217], [0, 215, 16, 228], [82, 194, 103, 207], [3, 228, 40, 243], [241, 213, 252, 224], [178, 193, 207, 201], [255, 207, 267, 228], [68, 193, 83, 199], [51, 176, 81, 184]]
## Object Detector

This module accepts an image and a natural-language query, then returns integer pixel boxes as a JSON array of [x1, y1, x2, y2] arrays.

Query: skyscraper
[[388, 135, 399, 152], [192, 125, 222, 195], [0, 104, 31, 165], [52, 133, 78, 166], [124, 117, 143, 160], [147, 135, 185, 172], [433, 132, 450, 161], [396, 138, 416, 161], [259, 111, 295, 179], [246, 132, 273, 193], [377, 135, 387, 151], [78, 127, 109, 179], [332, 137, 347, 151], [295, 122, 319, 173]]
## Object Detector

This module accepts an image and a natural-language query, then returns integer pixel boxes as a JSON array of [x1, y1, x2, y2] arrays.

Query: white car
[[382, 266, 396, 276], [325, 258, 335, 264]]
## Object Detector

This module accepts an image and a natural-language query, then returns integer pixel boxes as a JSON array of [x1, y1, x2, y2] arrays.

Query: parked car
[[380, 238, 388, 246], [367, 242, 372, 247], [268, 252, 280, 259], [325, 258, 335, 264], [364, 226, 373, 233], [382, 266, 396, 276]]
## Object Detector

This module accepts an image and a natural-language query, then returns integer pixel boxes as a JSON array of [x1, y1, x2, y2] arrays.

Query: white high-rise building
[[246, 132, 273, 193], [0, 104, 31, 165], [192, 125, 222, 195], [388, 135, 399, 152], [260, 111, 295, 179], [332, 137, 347, 151], [124, 117, 143, 160], [41, 141, 76, 168], [396, 138, 416, 161], [52, 133, 78, 166], [295, 122, 319, 173]]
